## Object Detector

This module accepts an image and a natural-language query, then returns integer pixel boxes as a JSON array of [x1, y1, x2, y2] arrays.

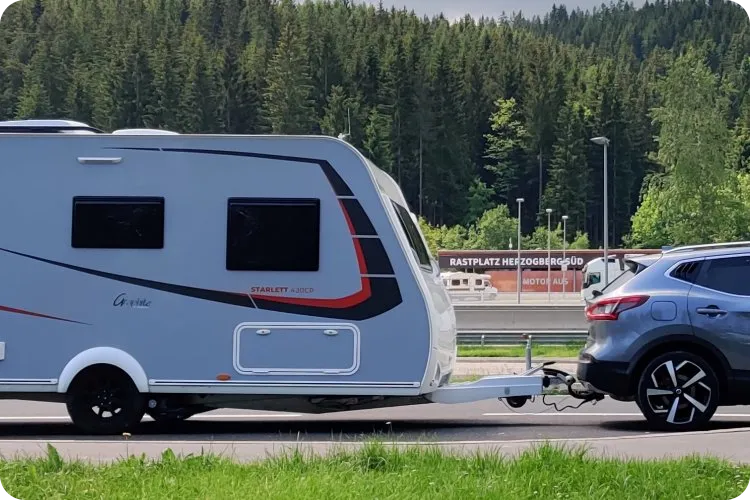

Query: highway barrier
[[457, 330, 588, 345], [449, 291, 584, 305], [454, 303, 589, 345]]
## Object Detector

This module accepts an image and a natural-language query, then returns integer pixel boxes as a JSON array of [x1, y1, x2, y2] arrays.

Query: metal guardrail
[[449, 291, 584, 305], [454, 304, 588, 335], [449, 297, 589, 345], [457, 329, 588, 346]]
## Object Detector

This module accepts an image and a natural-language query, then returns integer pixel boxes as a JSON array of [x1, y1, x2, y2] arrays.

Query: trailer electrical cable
[[540, 394, 599, 412], [499, 392, 601, 414]]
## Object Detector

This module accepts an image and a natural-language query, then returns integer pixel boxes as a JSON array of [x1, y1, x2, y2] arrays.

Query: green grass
[[458, 342, 584, 358], [2, 443, 747, 499]]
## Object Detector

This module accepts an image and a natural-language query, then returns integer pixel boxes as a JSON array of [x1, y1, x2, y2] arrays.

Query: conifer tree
[[262, 19, 317, 134]]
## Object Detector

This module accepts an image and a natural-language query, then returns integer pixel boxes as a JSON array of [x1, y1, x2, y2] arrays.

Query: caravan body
[[0, 121, 544, 434]]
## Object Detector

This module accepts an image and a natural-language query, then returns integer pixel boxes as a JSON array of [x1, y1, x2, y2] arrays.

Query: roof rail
[[662, 241, 750, 254]]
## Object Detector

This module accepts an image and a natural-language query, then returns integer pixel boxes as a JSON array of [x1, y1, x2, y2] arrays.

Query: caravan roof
[[0, 119, 184, 136], [0, 119, 103, 134]]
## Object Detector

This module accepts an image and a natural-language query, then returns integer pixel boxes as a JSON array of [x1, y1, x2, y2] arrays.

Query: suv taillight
[[585, 295, 649, 321]]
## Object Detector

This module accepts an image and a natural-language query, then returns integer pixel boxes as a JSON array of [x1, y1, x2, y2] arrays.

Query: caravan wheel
[[65, 365, 146, 435]]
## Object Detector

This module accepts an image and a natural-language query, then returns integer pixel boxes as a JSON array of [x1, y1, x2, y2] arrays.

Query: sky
[[354, 0, 648, 20]]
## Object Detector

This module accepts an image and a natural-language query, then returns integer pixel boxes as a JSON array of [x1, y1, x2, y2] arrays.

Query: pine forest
[[1, 0, 749, 252]]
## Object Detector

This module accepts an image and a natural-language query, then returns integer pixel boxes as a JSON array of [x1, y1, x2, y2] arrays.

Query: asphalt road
[[0, 398, 749, 463]]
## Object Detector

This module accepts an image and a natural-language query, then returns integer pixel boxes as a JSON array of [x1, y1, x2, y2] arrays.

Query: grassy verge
[[458, 342, 585, 358], [3, 443, 747, 499]]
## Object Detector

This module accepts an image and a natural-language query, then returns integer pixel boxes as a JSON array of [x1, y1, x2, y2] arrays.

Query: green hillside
[[0, 0, 750, 248]]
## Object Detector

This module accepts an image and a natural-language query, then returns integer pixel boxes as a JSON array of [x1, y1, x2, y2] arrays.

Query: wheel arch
[[627, 334, 730, 399], [58, 347, 149, 393]]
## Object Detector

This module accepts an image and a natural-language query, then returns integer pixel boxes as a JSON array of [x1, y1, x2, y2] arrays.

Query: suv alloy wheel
[[635, 351, 719, 432]]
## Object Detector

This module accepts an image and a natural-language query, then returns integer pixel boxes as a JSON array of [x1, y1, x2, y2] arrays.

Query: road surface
[[0, 398, 748, 463]]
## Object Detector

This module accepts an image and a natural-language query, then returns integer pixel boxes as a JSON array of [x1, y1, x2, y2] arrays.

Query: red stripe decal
[[251, 202, 373, 308], [251, 277, 371, 309], [0, 305, 87, 324]]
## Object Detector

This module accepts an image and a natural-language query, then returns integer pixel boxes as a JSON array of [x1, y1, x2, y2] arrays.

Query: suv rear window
[[597, 257, 655, 295], [670, 260, 702, 283], [599, 269, 635, 295]]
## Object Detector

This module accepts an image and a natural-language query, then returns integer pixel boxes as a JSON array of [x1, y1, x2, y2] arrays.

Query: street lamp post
[[516, 198, 524, 304], [546, 208, 553, 302], [562, 215, 568, 297], [590, 136, 611, 286]]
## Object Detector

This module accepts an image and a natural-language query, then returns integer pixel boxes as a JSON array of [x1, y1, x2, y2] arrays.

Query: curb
[[457, 357, 579, 364]]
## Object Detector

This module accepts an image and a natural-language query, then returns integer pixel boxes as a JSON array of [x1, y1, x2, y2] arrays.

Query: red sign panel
[[487, 270, 583, 293]]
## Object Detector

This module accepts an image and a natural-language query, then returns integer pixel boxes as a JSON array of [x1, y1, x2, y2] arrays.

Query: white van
[[0, 120, 554, 434], [580, 257, 624, 303], [581, 254, 651, 303]]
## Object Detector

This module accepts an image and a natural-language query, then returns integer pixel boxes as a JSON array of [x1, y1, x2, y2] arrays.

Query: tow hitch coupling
[[501, 335, 605, 410]]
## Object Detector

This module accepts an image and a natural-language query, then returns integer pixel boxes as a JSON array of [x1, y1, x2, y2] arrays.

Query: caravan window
[[71, 196, 165, 249], [226, 198, 320, 272], [391, 201, 431, 268]]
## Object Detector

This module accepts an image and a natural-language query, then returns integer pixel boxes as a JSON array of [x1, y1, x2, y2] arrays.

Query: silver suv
[[577, 242, 750, 431]]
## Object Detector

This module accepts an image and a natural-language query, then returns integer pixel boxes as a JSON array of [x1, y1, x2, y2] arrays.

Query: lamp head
[[590, 136, 610, 146], [545, 208, 553, 214], [516, 198, 525, 203], [562, 215, 569, 220]]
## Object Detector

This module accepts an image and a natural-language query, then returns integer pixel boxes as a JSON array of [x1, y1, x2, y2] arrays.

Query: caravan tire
[[65, 365, 146, 435]]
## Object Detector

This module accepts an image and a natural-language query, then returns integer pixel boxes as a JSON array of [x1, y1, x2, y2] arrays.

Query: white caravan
[[440, 271, 498, 300], [0, 120, 588, 434]]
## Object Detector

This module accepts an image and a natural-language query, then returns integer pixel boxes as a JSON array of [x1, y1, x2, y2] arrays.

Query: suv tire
[[635, 350, 719, 432]]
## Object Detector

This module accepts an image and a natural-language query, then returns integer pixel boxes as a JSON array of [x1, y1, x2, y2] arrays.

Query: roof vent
[[111, 128, 179, 135]]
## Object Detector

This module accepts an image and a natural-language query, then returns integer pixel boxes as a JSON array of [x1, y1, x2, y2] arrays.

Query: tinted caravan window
[[226, 198, 320, 271], [391, 201, 431, 268], [71, 196, 165, 249]]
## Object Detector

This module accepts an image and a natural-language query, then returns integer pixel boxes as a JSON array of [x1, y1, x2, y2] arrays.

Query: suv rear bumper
[[576, 355, 632, 398]]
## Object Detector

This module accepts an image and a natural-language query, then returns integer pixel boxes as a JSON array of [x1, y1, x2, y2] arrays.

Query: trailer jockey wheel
[[505, 396, 529, 409], [65, 365, 146, 435]]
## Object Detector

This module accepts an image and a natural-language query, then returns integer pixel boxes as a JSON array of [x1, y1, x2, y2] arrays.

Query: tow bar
[[502, 335, 605, 411]]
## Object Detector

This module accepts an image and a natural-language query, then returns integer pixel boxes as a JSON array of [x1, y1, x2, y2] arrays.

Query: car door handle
[[696, 307, 727, 316]]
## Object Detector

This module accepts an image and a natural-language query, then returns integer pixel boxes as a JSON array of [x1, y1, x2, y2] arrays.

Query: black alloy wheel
[[65, 365, 146, 435]]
